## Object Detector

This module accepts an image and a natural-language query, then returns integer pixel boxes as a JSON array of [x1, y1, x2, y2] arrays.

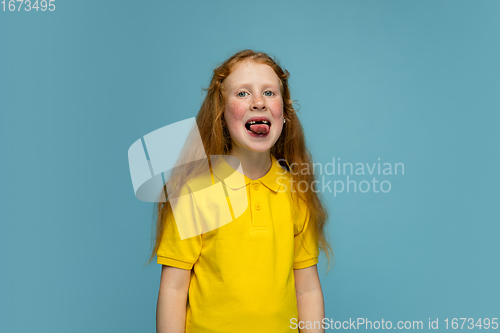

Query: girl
[[147, 49, 332, 333]]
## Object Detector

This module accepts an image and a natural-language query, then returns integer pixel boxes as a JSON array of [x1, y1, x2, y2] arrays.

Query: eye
[[263, 91, 274, 97], [237, 91, 249, 97]]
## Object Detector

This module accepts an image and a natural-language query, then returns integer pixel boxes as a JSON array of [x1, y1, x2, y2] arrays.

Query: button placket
[[251, 181, 266, 228], [253, 181, 261, 211]]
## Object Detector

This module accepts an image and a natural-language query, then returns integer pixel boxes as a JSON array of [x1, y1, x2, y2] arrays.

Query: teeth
[[246, 120, 270, 124]]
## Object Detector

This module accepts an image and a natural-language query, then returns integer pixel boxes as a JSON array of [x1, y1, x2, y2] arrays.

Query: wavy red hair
[[145, 49, 333, 272]]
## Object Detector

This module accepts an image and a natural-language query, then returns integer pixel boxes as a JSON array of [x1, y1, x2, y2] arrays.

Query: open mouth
[[245, 119, 271, 135]]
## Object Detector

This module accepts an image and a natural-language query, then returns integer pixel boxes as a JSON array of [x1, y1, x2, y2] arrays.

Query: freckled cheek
[[269, 99, 284, 116], [225, 100, 247, 127]]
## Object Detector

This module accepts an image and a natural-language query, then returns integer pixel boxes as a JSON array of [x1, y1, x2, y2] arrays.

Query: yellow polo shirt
[[157, 154, 319, 333]]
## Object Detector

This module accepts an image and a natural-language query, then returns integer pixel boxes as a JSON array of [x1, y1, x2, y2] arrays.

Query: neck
[[227, 146, 272, 180]]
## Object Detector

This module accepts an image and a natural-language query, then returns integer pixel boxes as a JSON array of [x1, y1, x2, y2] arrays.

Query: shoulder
[[185, 171, 213, 193]]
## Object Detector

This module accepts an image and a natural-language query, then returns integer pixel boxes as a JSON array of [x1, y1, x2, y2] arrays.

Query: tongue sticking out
[[249, 124, 270, 134]]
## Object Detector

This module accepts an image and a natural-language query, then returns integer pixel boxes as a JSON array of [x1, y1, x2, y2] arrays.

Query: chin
[[247, 146, 272, 153], [240, 140, 273, 153]]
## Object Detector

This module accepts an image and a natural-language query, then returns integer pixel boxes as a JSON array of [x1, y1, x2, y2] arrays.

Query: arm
[[156, 265, 192, 333], [294, 265, 325, 333]]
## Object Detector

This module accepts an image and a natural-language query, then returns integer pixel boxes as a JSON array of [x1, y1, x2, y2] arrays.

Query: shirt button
[[255, 204, 261, 211], [253, 183, 260, 190]]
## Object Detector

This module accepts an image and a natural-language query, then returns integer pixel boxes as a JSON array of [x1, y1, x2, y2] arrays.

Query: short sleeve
[[156, 184, 203, 270], [293, 197, 319, 270]]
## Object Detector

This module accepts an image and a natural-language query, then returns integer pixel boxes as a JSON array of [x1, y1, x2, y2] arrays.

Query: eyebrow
[[231, 83, 280, 90]]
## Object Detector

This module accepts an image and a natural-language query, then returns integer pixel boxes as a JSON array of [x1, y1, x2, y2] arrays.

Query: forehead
[[225, 60, 280, 87]]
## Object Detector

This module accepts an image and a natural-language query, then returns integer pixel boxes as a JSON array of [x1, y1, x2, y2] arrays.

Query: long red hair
[[145, 49, 333, 272]]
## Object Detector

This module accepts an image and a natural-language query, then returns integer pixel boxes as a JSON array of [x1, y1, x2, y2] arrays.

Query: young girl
[[147, 49, 332, 332]]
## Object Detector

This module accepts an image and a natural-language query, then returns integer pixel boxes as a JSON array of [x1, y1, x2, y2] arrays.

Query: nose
[[251, 94, 266, 110]]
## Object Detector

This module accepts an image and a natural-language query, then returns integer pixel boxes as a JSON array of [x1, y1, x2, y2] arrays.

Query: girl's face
[[222, 60, 284, 154]]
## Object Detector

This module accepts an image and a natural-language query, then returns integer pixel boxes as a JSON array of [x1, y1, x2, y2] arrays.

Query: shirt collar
[[210, 154, 287, 192]]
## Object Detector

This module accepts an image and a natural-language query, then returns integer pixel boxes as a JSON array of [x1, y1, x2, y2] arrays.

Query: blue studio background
[[1, 0, 499, 332]]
